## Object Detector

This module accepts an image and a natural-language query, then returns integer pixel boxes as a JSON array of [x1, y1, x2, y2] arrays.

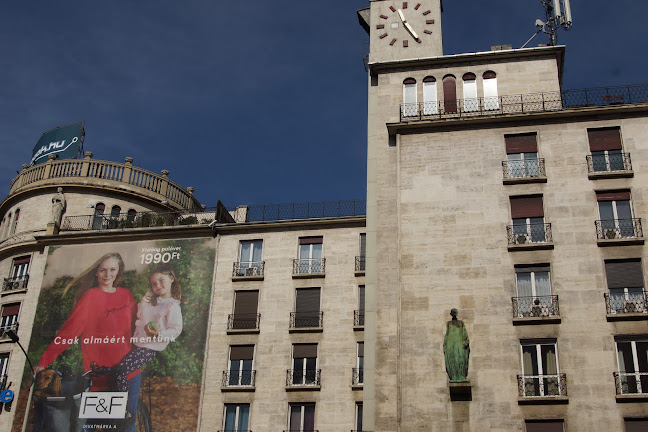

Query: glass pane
[[616, 200, 632, 220], [534, 272, 551, 297], [608, 149, 625, 171], [512, 218, 528, 236], [617, 342, 634, 373], [516, 273, 533, 297], [311, 244, 322, 259], [229, 360, 241, 385], [251, 242, 262, 262], [524, 153, 539, 177], [541, 345, 557, 375], [529, 217, 545, 242], [304, 405, 315, 432], [237, 405, 249, 431], [591, 151, 608, 172], [290, 406, 302, 431], [522, 346, 538, 375], [299, 244, 310, 259], [224, 405, 237, 431], [636, 342, 648, 373], [240, 242, 251, 262], [356, 404, 363, 432]]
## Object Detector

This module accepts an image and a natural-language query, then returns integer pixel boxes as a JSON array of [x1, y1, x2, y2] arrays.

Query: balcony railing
[[355, 256, 366, 272], [232, 261, 265, 278], [293, 258, 326, 275], [0, 322, 19, 339], [604, 291, 648, 314], [290, 311, 323, 329], [399, 84, 648, 122], [517, 373, 567, 398], [512, 296, 559, 318], [221, 370, 256, 387], [586, 153, 632, 173], [507, 223, 552, 245], [595, 219, 643, 240], [354, 310, 365, 327], [286, 369, 321, 387], [614, 371, 648, 395], [502, 159, 546, 180], [232, 199, 366, 222], [352, 368, 364, 386], [2, 275, 29, 292], [227, 313, 261, 330], [0, 374, 7, 390]]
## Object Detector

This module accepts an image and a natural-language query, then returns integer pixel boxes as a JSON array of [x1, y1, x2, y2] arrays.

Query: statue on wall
[[51, 187, 66, 226], [443, 308, 470, 382]]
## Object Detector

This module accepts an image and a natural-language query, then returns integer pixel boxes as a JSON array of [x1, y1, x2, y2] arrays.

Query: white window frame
[[615, 339, 648, 394], [591, 149, 624, 172], [462, 78, 478, 112], [512, 217, 546, 243], [298, 240, 323, 274], [292, 345, 318, 386], [227, 346, 255, 387], [520, 341, 561, 397], [403, 81, 418, 117], [598, 198, 634, 238], [0, 352, 9, 378], [483, 76, 499, 109], [355, 402, 363, 432], [506, 152, 539, 178], [356, 342, 364, 385], [515, 270, 552, 298], [423, 80, 438, 115], [223, 403, 250, 432], [288, 403, 316, 432], [11, 256, 30, 279], [0, 302, 21, 332]]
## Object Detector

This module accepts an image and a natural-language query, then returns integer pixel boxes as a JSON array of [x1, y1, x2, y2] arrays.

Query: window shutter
[[525, 421, 564, 432], [358, 342, 364, 357], [483, 70, 497, 79], [588, 127, 622, 151], [596, 191, 631, 201], [13, 256, 30, 265], [296, 288, 321, 312], [606, 260, 644, 289], [229, 345, 254, 360], [625, 420, 648, 432], [515, 265, 550, 274], [359, 285, 365, 314], [359, 234, 366, 257], [505, 133, 538, 154], [1, 303, 20, 317], [234, 291, 259, 315], [293, 343, 317, 358], [510, 196, 544, 218], [299, 236, 323, 245]]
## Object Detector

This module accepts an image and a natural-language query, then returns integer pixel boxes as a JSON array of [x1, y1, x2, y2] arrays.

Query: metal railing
[[221, 370, 256, 387], [2, 275, 29, 292], [293, 258, 326, 275], [232, 261, 265, 278], [604, 291, 648, 314], [502, 159, 546, 180], [354, 310, 365, 327], [595, 219, 643, 240], [507, 223, 552, 245], [517, 373, 567, 398], [286, 369, 321, 387], [62, 208, 222, 231], [227, 314, 261, 330], [614, 371, 648, 395], [352, 367, 364, 386], [399, 84, 648, 122], [0, 374, 7, 390], [233, 199, 366, 222], [355, 256, 366, 272], [586, 153, 632, 173], [290, 311, 323, 329], [512, 295, 559, 318], [0, 322, 18, 339]]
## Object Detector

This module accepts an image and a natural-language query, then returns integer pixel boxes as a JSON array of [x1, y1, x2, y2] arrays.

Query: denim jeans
[[124, 372, 141, 432]]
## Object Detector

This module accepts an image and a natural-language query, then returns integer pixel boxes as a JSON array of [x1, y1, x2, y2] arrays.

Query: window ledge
[[351, 384, 363, 390], [606, 312, 648, 322], [285, 385, 321, 392], [518, 396, 568, 405], [227, 328, 260, 335], [353, 325, 364, 332], [589, 170, 633, 180], [289, 327, 323, 334], [292, 273, 325, 279], [355, 270, 365, 277], [616, 394, 648, 403], [232, 275, 264, 282], [597, 237, 644, 247], [221, 385, 255, 392], [508, 242, 554, 252], [513, 316, 561, 325], [1, 288, 27, 296], [503, 176, 548, 185]]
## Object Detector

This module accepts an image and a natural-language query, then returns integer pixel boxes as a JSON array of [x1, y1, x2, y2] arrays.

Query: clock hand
[[397, 9, 420, 41]]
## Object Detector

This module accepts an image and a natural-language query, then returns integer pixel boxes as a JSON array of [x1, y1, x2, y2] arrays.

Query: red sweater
[[38, 287, 138, 389]]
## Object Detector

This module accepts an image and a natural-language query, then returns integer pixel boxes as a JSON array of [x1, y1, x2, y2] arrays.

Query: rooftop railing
[[62, 208, 226, 231], [231, 199, 366, 222]]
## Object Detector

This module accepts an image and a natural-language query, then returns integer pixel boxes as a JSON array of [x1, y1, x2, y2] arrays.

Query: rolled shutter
[[625, 420, 648, 432], [505, 133, 538, 154], [230, 345, 254, 360], [510, 196, 544, 218], [293, 343, 317, 358], [588, 127, 622, 151], [596, 191, 631, 201], [525, 421, 564, 432], [1, 303, 20, 317], [299, 236, 323, 245], [515, 265, 550, 274], [234, 291, 259, 315], [358, 342, 364, 357], [605, 260, 644, 289], [296, 288, 321, 312]]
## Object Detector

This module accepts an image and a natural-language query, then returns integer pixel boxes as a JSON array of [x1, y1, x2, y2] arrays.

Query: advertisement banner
[[31, 122, 84, 165], [12, 238, 216, 432]]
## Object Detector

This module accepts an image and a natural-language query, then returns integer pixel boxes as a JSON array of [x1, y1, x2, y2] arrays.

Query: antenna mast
[[521, 0, 572, 48]]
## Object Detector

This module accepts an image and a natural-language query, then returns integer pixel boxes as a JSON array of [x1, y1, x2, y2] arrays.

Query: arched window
[[4, 213, 11, 239], [11, 209, 20, 235], [402, 78, 417, 117], [462, 72, 478, 112], [483, 71, 499, 110], [442, 75, 457, 114], [111, 205, 121, 218], [422, 76, 438, 115], [127, 209, 137, 222], [92, 203, 105, 230]]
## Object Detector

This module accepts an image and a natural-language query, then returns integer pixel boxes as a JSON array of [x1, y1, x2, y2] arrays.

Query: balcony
[[227, 313, 261, 334], [604, 291, 648, 321], [587, 153, 633, 179], [354, 310, 365, 330], [517, 373, 568, 404], [614, 372, 648, 401], [502, 159, 547, 184], [512, 296, 560, 325], [232, 261, 264, 280], [292, 259, 326, 278], [595, 219, 644, 246], [289, 312, 323, 332], [507, 223, 553, 251], [0, 322, 18, 340], [2, 275, 29, 293], [355, 256, 366, 275], [286, 369, 321, 390], [352, 367, 364, 388], [221, 370, 256, 391]]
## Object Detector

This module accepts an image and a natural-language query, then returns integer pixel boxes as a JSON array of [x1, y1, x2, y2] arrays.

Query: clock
[[375, 2, 436, 48]]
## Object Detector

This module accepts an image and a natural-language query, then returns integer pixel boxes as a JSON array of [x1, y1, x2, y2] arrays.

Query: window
[[110, 205, 121, 218], [237, 240, 263, 276], [588, 127, 625, 172], [356, 285, 365, 327], [3, 213, 11, 239], [423, 76, 438, 115], [10, 209, 19, 235], [625, 419, 648, 432], [597, 191, 636, 238], [0, 353, 8, 388], [1, 303, 20, 333], [356, 233, 366, 272], [223, 404, 249, 432], [402, 78, 417, 117], [291, 344, 318, 386], [92, 203, 105, 230], [231, 290, 259, 330], [605, 260, 646, 314], [462, 73, 478, 112], [616, 339, 648, 395], [505, 133, 540, 178], [525, 420, 564, 432], [514, 265, 553, 317], [442, 75, 457, 113], [292, 288, 321, 328], [355, 402, 363, 432], [289, 403, 315, 432], [126, 209, 137, 222], [510, 196, 546, 243], [355, 342, 364, 385], [483, 71, 499, 109], [520, 341, 562, 397], [228, 345, 254, 386], [4, 256, 30, 292], [296, 237, 323, 274]]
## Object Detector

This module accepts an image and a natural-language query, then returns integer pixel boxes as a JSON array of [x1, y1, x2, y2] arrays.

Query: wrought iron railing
[[512, 295, 559, 318], [0, 322, 18, 338], [399, 84, 648, 122], [517, 373, 567, 398], [507, 223, 552, 245], [293, 258, 326, 275], [221, 370, 256, 387], [595, 219, 643, 240], [218, 430, 252, 432], [355, 256, 366, 272], [0, 374, 7, 390], [62, 208, 225, 231], [354, 310, 365, 327], [502, 159, 546, 180], [614, 371, 648, 395], [286, 369, 321, 387], [232, 261, 265, 278], [2, 275, 29, 292], [352, 367, 364, 385], [586, 153, 632, 173], [290, 311, 323, 329], [227, 313, 261, 330], [604, 291, 648, 314], [232, 199, 366, 222]]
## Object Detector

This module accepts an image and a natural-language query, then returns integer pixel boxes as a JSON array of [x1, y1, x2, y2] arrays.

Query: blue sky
[[1, 1, 646, 209]]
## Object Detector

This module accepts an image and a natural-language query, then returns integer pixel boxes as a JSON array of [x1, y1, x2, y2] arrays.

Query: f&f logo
[[79, 392, 128, 419]]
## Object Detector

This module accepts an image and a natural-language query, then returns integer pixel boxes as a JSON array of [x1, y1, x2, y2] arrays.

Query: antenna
[[521, 0, 573, 48]]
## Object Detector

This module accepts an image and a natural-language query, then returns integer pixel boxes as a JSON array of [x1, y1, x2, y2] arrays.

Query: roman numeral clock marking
[[378, 2, 435, 48]]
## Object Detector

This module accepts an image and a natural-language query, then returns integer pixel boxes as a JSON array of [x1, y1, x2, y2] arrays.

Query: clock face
[[375, 2, 436, 48]]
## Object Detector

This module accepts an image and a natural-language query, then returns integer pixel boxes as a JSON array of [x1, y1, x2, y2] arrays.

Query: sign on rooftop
[[31, 121, 84, 165]]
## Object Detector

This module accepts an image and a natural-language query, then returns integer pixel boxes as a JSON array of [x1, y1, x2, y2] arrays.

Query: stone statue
[[51, 187, 66, 226], [443, 308, 470, 382]]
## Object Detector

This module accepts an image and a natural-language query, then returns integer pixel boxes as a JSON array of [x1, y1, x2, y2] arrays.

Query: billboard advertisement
[[31, 122, 84, 165], [12, 237, 216, 432]]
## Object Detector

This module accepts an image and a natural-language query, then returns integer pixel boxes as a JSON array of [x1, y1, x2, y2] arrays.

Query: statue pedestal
[[46, 222, 59, 236], [448, 381, 472, 401]]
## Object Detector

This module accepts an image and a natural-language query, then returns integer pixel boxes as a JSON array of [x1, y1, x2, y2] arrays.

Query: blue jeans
[[124, 372, 141, 432]]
